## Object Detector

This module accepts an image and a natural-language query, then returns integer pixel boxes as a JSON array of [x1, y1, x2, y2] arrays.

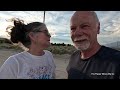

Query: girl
[[0, 19, 56, 79]]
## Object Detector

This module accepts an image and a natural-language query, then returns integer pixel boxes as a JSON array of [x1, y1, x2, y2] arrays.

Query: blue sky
[[0, 11, 120, 45]]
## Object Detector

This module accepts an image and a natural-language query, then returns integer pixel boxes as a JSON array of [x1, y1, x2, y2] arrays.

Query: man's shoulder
[[70, 50, 80, 62], [69, 50, 79, 59], [100, 46, 120, 64], [102, 46, 120, 56], [71, 50, 80, 56]]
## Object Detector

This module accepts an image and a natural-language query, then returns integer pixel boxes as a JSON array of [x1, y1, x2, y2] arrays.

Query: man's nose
[[74, 27, 83, 36], [47, 32, 51, 37]]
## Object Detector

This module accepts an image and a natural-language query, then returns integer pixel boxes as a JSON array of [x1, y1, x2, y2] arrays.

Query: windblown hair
[[7, 18, 44, 48]]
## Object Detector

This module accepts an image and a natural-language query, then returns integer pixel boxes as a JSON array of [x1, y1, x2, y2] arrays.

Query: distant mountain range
[[104, 41, 120, 49]]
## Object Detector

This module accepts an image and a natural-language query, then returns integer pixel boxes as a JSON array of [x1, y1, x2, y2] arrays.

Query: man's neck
[[80, 43, 101, 60]]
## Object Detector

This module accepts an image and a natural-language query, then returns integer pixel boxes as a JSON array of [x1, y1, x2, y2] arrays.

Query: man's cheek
[[71, 36, 74, 42]]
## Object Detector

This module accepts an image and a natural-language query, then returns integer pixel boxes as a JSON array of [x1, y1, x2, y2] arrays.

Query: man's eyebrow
[[70, 24, 77, 27], [70, 22, 90, 26], [80, 22, 90, 25], [70, 26, 76, 29]]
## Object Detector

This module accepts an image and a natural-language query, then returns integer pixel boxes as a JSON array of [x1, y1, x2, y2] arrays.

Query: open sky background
[[0, 11, 120, 45]]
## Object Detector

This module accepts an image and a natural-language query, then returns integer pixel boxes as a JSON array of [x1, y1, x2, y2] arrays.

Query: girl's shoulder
[[1, 52, 25, 67], [10, 51, 26, 58], [6, 51, 27, 62], [44, 50, 53, 56]]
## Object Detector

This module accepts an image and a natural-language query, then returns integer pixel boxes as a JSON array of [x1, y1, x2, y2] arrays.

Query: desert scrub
[[47, 44, 76, 54]]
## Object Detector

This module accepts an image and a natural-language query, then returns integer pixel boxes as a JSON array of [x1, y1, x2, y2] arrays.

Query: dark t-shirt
[[67, 46, 120, 79]]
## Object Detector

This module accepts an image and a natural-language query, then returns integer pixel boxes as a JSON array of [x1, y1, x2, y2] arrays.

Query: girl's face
[[29, 25, 51, 50], [35, 30, 51, 49]]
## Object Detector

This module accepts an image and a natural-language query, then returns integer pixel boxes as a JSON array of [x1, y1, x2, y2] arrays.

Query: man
[[66, 11, 120, 79]]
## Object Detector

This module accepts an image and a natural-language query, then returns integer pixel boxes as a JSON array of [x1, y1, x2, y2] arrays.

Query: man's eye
[[71, 27, 76, 31], [81, 25, 90, 29]]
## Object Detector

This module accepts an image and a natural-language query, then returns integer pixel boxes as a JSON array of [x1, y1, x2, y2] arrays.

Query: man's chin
[[74, 44, 90, 51], [75, 47, 88, 51]]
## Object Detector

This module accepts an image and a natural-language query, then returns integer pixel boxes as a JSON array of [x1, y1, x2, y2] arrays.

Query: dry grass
[[47, 45, 76, 55]]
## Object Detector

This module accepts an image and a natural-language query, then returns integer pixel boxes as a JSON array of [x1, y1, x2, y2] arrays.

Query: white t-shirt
[[0, 50, 56, 79]]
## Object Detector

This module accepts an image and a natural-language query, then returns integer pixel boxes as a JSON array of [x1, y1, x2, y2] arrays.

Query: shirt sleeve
[[0, 56, 18, 79]]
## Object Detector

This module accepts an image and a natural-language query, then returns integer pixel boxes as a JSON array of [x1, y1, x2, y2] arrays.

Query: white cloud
[[96, 11, 120, 36], [42, 11, 74, 40], [0, 11, 120, 44]]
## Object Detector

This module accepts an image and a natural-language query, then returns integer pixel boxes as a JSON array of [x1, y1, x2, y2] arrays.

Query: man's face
[[70, 12, 99, 51]]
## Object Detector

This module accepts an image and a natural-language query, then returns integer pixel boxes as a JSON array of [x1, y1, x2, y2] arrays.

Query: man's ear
[[97, 22, 100, 34], [28, 32, 36, 41]]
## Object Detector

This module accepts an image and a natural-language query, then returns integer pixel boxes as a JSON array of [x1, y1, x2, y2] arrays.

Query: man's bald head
[[71, 11, 99, 25]]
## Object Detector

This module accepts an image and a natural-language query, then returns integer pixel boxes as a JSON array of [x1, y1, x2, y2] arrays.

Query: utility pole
[[43, 11, 45, 23]]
